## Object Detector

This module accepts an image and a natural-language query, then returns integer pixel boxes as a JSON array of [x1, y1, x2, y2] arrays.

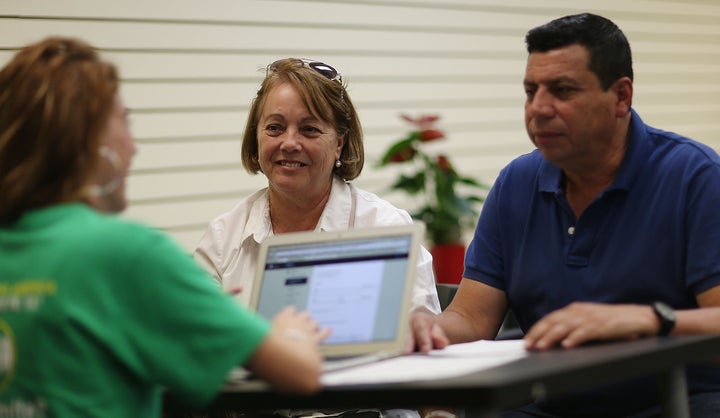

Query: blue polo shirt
[[465, 110, 720, 416]]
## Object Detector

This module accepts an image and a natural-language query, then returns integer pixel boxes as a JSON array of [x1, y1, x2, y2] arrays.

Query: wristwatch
[[652, 301, 676, 336]]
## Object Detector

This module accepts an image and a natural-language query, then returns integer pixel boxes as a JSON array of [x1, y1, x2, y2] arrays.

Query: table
[[164, 334, 720, 418]]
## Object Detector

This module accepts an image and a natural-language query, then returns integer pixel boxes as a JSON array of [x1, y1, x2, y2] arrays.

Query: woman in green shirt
[[0, 36, 328, 418]]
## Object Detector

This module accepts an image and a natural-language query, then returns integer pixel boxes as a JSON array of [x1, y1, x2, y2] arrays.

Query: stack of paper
[[321, 339, 527, 386]]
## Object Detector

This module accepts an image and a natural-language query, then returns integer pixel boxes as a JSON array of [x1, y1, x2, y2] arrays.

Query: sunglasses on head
[[268, 58, 343, 85]]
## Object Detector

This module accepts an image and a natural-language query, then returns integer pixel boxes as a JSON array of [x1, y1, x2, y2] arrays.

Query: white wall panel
[[127, 169, 266, 201], [1, 0, 719, 251]]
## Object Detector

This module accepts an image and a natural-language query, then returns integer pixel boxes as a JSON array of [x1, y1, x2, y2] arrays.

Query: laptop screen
[[249, 224, 425, 358], [254, 233, 412, 345]]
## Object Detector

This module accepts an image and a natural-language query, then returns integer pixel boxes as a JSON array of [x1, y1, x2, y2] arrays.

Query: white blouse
[[194, 176, 441, 314]]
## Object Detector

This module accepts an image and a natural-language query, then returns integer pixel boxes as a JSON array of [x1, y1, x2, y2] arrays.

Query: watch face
[[655, 302, 676, 321]]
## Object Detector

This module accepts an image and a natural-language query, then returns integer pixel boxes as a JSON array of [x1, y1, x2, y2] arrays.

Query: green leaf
[[375, 114, 492, 245], [457, 176, 488, 189], [389, 172, 426, 195], [376, 134, 419, 166]]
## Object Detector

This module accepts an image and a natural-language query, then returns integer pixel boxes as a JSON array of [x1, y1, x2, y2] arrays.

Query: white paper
[[321, 339, 527, 386]]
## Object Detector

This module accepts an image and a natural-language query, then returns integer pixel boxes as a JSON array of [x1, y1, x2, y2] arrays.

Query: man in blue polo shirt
[[408, 13, 720, 417]]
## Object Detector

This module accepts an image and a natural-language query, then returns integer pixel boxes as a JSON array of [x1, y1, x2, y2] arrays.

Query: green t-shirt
[[0, 204, 270, 417]]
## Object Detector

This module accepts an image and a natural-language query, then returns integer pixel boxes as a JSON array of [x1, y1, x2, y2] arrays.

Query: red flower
[[437, 155, 453, 172], [401, 113, 440, 129], [419, 129, 444, 142], [388, 147, 417, 163]]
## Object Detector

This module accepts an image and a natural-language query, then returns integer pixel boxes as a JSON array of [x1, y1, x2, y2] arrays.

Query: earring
[[89, 145, 123, 198], [335, 159, 342, 168]]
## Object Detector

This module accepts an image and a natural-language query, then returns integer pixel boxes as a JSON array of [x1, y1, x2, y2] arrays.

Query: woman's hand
[[272, 306, 332, 345], [246, 306, 331, 394]]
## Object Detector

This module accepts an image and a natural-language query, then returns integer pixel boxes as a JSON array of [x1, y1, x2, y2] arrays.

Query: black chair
[[496, 310, 524, 340], [435, 283, 459, 311]]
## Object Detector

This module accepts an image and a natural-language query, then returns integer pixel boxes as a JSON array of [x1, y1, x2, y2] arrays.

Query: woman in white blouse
[[194, 58, 440, 315]]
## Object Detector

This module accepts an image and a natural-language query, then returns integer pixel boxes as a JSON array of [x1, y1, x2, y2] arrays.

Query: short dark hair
[[525, 13, 633, 90]]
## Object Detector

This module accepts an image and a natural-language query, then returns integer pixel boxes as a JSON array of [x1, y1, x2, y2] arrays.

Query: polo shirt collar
[[15, 203, 94, 230], [611, 109, 649, 191], [537, 109, 648, 194]]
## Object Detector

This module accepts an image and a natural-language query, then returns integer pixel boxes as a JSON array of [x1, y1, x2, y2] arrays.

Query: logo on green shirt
[[0, 320, 15, 393]]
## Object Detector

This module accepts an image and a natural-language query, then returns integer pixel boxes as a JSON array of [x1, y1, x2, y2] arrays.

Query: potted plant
[[376, 114, 489, 284]]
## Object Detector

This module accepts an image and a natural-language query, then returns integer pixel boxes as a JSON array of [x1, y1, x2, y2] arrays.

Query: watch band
[[652, 301, 676, 336]]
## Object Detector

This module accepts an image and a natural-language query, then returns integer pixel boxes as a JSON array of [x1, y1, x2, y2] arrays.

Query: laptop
[[247, 223, 424, 372]]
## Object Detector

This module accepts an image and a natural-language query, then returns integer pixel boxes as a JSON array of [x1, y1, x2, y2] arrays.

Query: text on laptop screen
[[255, 234, 411, 345]]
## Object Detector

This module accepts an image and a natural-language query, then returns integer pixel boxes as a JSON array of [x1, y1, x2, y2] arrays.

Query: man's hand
[[523, 302, 658, 350], [406, 311, 451, 354]]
